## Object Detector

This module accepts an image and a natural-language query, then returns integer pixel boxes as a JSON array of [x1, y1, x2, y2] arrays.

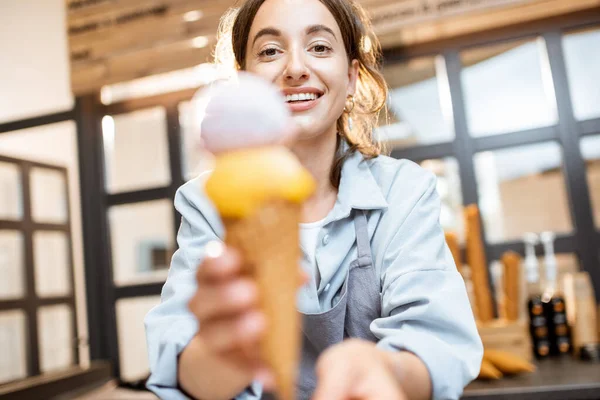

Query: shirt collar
[[334, 149, 389, 219]]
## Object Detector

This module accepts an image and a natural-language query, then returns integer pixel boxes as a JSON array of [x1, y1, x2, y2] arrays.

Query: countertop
[[70, 358, 600, 400], [463, 357, 600, 400]]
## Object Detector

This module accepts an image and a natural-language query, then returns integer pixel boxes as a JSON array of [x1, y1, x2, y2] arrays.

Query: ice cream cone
[[224, 199, 302, 400], [204, 146, 314, 400], [195, 73, 316, 400]]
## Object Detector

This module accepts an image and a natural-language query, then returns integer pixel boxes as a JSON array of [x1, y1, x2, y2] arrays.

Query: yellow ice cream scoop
[[205, 146, 316, 218]]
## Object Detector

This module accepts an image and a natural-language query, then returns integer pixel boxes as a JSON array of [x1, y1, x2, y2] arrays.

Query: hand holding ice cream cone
[[188, 72, 316, 400]]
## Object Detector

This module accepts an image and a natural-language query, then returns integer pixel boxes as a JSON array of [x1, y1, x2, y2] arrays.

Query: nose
[[284, 47, 310, 82]]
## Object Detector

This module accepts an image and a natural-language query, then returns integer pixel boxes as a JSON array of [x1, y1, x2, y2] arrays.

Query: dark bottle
[[540, 232, 572, 356], [524, 233, 551, 359]]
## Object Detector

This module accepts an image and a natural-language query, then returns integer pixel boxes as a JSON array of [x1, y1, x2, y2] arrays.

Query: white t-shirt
[[299, 217, 328, 287]]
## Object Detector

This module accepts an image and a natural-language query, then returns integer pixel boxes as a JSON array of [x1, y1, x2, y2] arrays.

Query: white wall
[[0, 0, 90, 371], [0, 1, 73, 122]]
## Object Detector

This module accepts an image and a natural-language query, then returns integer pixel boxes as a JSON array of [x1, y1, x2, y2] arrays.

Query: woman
[[145, 0, 483, 399]]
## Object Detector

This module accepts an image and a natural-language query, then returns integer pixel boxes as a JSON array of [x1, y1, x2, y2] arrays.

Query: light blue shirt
[[145, 150, 483, 400]]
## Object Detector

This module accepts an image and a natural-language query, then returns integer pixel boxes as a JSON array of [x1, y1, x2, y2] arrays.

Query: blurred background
[[0, 0, 599, 399]]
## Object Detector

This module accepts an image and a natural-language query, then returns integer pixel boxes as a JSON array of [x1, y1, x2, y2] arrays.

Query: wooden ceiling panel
[[71, 37, 215, 91], [70, 14, 220, 64], [66, 0, 600, 94]]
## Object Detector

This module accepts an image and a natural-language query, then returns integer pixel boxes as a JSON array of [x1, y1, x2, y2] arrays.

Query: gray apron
[[291, 210, 381, 400]]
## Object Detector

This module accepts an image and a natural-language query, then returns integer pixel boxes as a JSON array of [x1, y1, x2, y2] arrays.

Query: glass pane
[[103, 107, 171, 193], [0, 162, 22, 220], [419, 158, 464, 243], [563, 27, 600, 121], [378, 56, 454, 148], [38, 304, 74, 373], [109, 200, 175, 286], [116, 296, 160, 381], [178, 101, 215, 181], [30, 167, 68, 224], [0, 310, 27, 384], [461, 38, 558, 137], [474, 142, 572, 243], [34, 231, 71, 297], [0, 231, 25, 300], [581, 135, 600, 228]]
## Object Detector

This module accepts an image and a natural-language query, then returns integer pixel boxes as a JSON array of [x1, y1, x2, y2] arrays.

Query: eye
[[258, 47, 280, 58], [310, 43, 332, 55]]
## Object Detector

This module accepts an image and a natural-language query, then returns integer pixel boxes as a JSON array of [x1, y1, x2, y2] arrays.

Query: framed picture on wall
[[137, 239, 172, 273]]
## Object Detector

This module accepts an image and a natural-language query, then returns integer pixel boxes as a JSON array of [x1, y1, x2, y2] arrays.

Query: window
[[108, 200, 175, 286], [33, 232, 71, 297], [30, 168, 68, 224], [0, 231, 25, 300], [0, 310, 27, 384], [474, 142, 572, 243], [562, 27, 600, 121], [379, 56, 454, 148], [37, 305, 74, 373], [419, 157, 464, 242], [580, 135, 600, 228], [0, 162, 22, 220], [103, 107, 171, 193], [461, 38, 558, 137], [178, 101, 215, 181], [0, 157, 78, 384]]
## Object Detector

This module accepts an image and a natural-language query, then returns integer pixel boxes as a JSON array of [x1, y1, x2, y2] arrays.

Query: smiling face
[[244, 0, 359, 140]]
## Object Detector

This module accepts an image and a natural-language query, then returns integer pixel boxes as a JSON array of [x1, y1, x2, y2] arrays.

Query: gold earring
[[344, 95, 355, 131], [344, 95, 355, 113]]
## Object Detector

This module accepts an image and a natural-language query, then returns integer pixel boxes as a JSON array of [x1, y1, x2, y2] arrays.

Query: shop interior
[[1, 0, 599, 399]]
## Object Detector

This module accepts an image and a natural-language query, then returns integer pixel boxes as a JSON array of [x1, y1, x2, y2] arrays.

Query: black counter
[[463, 358, 600, 400]]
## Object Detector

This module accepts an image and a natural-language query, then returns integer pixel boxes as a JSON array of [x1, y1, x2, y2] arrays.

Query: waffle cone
[[223, 199, 302, 400]]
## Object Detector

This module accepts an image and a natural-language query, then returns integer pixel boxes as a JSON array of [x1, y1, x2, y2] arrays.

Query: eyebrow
[[252, 27, 281, 46], [306, 24, 337, 41], [251, 24, 338, 46]]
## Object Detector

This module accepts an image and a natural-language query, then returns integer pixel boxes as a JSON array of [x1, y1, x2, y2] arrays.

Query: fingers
[[354, 367, 407, 400], [189, 277, 258, 320], [312, 368, 353, 399], [313, 341, 407, 400], [197, 243, 244, 283], [198, 311, 266, 353], [190, 243, 258, 320], [190, 241, 307, 390], [312, 352, 356, 400], [314, 362, 405, 400]]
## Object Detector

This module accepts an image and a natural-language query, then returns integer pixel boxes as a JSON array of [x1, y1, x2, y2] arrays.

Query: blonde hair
[[214, 0, 388, 187]]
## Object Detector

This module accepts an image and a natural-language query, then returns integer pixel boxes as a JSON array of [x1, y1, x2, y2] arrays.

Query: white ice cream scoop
[[192, 71, 296, 154]]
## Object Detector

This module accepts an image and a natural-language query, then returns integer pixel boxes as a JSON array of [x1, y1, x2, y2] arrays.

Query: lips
[[282, 87, 324, 113]]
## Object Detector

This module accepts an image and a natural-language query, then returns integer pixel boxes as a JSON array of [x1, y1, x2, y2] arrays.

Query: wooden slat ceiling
[[66, 0, 600, 94]]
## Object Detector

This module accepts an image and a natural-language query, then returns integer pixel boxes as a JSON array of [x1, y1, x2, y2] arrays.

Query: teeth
[[285, 93, 318, 102]]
